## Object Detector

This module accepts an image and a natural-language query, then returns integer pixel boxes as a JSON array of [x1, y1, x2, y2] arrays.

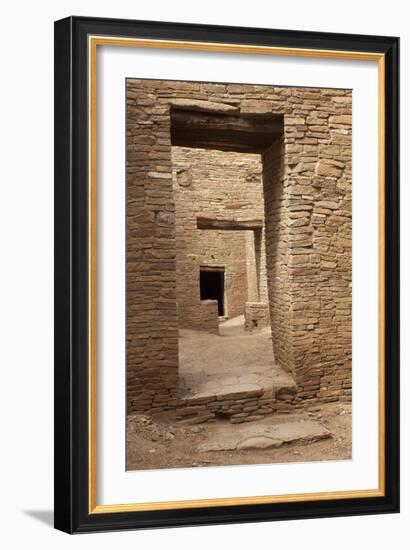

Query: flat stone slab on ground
[[188, 382, 264, 402], [197, 419, 331, 452]]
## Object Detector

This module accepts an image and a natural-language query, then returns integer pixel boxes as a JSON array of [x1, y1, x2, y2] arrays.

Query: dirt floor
[[127, 402, 352, 471], [178, 316, 294, 399], [127, 316, 351, 471]]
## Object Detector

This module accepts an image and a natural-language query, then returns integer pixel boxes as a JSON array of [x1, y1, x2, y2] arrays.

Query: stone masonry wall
[[245, 232, 259, 302], [198, 230, 248, 320], [244, 302, 270, 332], [282, 93, 352, 403], [192, 300, 220, 335], [126, 85, 179, 414], [172, 147, 266, 328], [262, 139, 295, 375], [126, 78, 352, 414]]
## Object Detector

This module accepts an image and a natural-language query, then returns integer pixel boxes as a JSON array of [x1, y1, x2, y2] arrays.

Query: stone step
[[177, 378, 297, 423], [181, 382, 265, 404]]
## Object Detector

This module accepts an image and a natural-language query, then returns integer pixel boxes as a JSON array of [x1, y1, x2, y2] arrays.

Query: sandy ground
[[127, 402, 352, 471], [179, 316, 294, 398], [127, 316, 351, 471]]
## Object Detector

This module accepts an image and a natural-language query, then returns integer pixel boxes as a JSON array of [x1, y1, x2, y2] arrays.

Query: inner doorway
[[200, 267, 225, 316]]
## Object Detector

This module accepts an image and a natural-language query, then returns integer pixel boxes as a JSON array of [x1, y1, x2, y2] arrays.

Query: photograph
[[126, 78, 353, 471]]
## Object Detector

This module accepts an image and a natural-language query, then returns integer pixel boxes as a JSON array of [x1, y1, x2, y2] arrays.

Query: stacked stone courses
[[126, 78, 352, 417], [172, 146, 267, 329]]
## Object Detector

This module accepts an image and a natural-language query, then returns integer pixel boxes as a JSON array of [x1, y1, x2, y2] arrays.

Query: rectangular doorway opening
[[200, 268, 225, 316]]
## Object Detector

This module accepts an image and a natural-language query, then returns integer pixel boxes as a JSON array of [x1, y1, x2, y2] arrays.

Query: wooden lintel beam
[[171, 109, 282, 134], [170, 138, 265, 153], [170, 109, 282, 152], [197, 217, 263, 231]]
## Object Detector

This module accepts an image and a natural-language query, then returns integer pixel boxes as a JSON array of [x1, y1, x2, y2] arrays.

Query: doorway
[[200, 268, 225, 316]]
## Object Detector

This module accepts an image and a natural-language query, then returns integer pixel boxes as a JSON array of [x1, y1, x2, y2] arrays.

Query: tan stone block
[[329, 114, 352, 125], [315, 160, 344, 178], [286, 116, 306, 125], [240, 100, 274, 114]]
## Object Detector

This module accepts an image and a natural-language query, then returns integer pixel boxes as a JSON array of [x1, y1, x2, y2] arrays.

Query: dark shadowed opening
[[200, 268, 225, 316]]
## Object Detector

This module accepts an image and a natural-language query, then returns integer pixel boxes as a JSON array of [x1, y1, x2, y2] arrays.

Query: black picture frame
[[54, 15, 400, 534]]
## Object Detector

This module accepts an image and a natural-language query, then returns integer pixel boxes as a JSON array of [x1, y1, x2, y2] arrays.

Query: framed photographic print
[[54, 16, 400, 533]]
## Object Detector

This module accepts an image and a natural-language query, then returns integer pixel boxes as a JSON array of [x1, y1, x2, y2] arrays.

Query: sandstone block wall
[[281, 96, 352, 403], [262, 139, 294, 375], [172, 147, 267, 328], [176, 388, 277, 424], [126, 78, 352, 414], [186, 299, 219, 335], [175, 382, 300, 424], [244, 302, 270, 332], [126, 84, 178, 414]]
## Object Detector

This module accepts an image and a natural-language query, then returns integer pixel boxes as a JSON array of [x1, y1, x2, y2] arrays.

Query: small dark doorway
[[200, 268, 225, 316]]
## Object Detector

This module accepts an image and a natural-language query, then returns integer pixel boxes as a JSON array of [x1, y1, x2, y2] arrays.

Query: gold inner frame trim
[[88, 35, 386, 514]]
